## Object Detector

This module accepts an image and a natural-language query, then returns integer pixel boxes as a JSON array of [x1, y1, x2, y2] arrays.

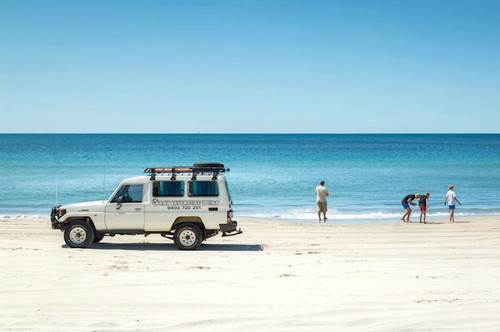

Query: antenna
[[55, 170, 59, 206], [102, 174, 106, 201]]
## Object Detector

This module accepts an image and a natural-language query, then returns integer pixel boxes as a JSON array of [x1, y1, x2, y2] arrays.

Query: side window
[[111, 184, 143, 203], [189, 181, 219, 196], [153, 181, 185, 197]]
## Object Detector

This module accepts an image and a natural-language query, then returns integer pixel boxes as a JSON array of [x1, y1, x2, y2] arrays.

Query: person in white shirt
[[315, 181, 329, 223], [444, 184, 462, 223]]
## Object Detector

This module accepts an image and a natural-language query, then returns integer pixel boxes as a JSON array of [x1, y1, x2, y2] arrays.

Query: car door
[[105, 184, 145, 230], [144, 180, 185, 231]]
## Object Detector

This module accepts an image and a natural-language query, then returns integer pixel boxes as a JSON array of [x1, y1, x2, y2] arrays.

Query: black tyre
[[173, 223, 203, 250], [93, 233, 104, 243], [63, 220, 94, 248], [193, 162, 224, 168], [193, 163, 225, 172]]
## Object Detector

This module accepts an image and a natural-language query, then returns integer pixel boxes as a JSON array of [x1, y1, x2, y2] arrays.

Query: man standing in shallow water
[[315, 181, 329, 223]]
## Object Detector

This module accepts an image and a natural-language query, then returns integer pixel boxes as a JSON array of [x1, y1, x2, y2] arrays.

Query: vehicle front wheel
[[173, 223, 203, 250], [64, 220, 94, 248]]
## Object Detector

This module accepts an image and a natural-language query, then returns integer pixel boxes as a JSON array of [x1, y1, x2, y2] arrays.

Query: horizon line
[[0, 132, 499, 135]]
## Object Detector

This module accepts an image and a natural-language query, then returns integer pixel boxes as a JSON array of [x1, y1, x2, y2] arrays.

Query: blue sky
[[0, 0, 499, 133]]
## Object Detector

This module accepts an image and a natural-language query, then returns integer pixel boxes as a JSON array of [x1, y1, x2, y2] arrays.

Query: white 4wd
[[51, 163, 241, 250]]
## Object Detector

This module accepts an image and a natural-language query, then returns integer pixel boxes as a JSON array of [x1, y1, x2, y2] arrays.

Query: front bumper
[[50, 206, 62, 229], [219, 221, 242, 237]]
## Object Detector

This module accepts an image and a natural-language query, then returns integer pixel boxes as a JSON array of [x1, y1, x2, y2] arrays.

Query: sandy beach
[[1, 215, 499, 331]]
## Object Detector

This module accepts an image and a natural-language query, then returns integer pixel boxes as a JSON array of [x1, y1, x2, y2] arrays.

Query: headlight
[[58, 209, 67, 218]]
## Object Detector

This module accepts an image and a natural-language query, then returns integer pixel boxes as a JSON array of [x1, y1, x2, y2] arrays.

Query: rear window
[[153, 181, 185, 197], [189, 181, 219, 196]]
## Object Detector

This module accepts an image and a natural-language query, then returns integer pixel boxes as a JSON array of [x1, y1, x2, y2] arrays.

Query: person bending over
[[401, 193, 420, 223]]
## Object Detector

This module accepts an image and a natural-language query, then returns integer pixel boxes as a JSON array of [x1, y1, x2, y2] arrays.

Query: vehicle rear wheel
[[64, 220, 94, 248], [93, 233, 104, 243], [173, 223, 203, 250]]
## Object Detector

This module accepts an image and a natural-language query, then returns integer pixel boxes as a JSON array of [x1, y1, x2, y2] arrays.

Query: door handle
[[135, 208, 142, 211]]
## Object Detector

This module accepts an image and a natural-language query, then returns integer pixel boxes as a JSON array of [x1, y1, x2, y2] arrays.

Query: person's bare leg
[[318, 211, 321, 223], [323, 211, 328, 222], [407, 208, 412, 222], [401, 210, 408, 222], [450, 209, 455, 223], [423, 211, 426, 224], [420, 211, 423, 223]]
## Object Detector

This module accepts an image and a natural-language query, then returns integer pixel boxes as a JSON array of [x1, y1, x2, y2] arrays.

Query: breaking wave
[[241, 209, 499, 222]]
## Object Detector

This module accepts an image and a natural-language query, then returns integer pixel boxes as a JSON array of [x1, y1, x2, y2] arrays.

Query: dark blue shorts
[[402, 202, 410, 209], [449, 205, 455, 210]]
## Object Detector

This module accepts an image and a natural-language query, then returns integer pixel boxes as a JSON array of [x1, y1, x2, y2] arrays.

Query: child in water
[[419, 192, 430, 224]]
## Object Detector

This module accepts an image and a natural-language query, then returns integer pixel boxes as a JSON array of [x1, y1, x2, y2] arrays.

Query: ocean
[[0, 134, 498, 221]]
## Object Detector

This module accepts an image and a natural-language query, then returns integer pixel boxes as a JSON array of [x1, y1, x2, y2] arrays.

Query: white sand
[[1, 215, 500, 331]]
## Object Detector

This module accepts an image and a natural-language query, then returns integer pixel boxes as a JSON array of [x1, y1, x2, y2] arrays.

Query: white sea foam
[[0, 215, 45, 219], [0, 211, 497, 222], [241, 210, 493, 221]]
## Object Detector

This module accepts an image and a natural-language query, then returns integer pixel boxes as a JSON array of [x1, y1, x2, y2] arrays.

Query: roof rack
[[144, 163, 229, 181]]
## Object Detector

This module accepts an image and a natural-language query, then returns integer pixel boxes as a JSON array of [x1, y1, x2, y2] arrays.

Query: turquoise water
[[0, 134, 498, 221]]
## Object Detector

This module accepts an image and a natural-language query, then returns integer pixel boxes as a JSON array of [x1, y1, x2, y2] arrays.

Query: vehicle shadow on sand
[[62, 243, 263, 251]]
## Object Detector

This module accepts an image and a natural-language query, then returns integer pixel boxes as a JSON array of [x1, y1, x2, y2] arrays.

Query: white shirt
[[315, 186, 329, 202], [445, 190, 456, 205]]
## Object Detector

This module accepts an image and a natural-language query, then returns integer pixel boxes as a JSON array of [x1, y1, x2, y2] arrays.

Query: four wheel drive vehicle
[[50, 163, 241, 250]]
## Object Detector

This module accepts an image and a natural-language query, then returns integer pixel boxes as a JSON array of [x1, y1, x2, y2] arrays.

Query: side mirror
[[116, 196, 124, 209]]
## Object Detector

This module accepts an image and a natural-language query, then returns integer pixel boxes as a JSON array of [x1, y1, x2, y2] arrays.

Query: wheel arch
[[172, 217, 206, 237], [61, 216, 96, 232]]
